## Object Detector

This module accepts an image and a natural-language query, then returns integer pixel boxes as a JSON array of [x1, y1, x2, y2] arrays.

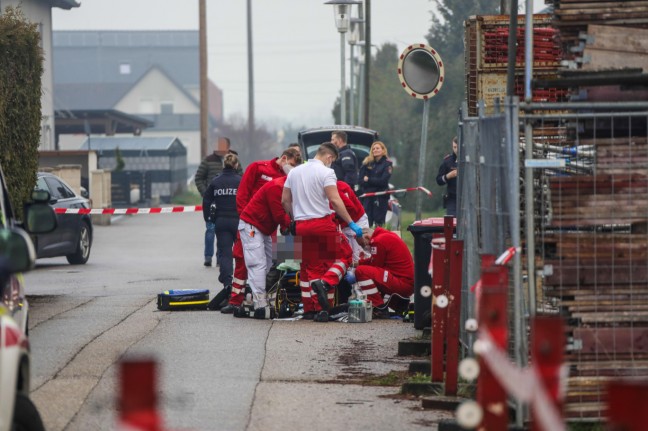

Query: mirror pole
[[415, 98, 430, 221]]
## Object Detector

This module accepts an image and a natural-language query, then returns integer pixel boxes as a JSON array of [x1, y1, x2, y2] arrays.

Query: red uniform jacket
[[236, 157, 284, 214], [240, 177, 291, 236], [335, 181, 365, 228], [359, 227, 414, 284]]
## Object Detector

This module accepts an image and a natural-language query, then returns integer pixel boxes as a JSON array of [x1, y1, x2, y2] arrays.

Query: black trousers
[[214, 216, 238, 287], [363, 195, 389, 227]]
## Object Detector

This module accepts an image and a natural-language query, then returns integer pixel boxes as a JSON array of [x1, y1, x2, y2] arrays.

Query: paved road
[[23, 211, 452, 431]]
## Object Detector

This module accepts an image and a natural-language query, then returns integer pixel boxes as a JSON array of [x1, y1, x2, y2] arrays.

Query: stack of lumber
[[540, 132, 648, 419], [553, 0, 648, 45]]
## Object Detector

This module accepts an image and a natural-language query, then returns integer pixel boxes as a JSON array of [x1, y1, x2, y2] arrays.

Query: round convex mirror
[[397, 44, 444, 99]]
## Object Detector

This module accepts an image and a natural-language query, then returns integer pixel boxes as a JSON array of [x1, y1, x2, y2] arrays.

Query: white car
[[0, 165, 57, 431]]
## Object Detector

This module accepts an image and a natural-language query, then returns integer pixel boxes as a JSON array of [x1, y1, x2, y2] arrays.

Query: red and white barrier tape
[[470, 247, 520, 321], [54, 205, 203, 215], [476, 330, 567, 431], [358, 186, 432, 198]]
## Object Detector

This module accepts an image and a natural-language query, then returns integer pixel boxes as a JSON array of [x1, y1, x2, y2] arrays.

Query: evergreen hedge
[[0, 6, 44, 219]]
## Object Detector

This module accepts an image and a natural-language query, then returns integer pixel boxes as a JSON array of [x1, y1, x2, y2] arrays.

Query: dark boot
[[310, 280, 332, 311]]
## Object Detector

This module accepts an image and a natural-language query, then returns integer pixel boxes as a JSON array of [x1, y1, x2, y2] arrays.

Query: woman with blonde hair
[[358, 141, 393, 227]]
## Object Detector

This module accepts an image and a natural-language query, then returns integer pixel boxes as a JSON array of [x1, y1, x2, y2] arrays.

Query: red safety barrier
[[531, 316, 565, 431], [445, 237, 463, 396], [476, 264, 510, 430], [117, 358, 162, 431], [607, 380, 648, 431], [428, 215, 463, 396]]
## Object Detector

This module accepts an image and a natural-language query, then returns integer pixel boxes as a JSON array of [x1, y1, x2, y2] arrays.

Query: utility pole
[[199, 0, 208, 158], [363, 0, 370, 128], [247, 0, 255, 150]]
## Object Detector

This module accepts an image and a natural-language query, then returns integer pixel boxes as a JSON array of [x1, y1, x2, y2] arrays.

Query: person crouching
[[354, 227, 414, 318]]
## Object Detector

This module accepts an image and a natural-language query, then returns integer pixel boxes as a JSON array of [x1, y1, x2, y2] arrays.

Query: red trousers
[[355, 265, 413, 308], [229, 232, 248, 306], [295, 216, 352, 312]]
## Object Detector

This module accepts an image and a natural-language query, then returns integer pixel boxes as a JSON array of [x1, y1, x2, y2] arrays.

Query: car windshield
[[300, 129, 377, 161]]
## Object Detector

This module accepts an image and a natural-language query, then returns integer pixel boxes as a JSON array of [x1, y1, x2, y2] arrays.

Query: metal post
[[199, 0, 208, 158], [415, 99, 430, 220], [363, 0, 370, 128], [349, 44, 355, 126], [524, 0, 536, 317], [247, 0, 255, 139], [340, 32, 346, 125], [357, 55, 364, 127]]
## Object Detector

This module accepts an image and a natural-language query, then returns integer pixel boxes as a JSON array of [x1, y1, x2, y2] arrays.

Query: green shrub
[[0, 6, 44, 219]]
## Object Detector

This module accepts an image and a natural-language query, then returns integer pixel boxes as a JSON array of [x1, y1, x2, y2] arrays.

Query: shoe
[[311, 280, 332, 311], [207, 286, 231, 311], [301, 311, 316, 320], [372, 307, 391, 320], [220, 304, 238, 314], [313, 310, 329, 322], [233, 305, 251, 318], [253, 306, 276, 320], [204, 259, 212, 267]]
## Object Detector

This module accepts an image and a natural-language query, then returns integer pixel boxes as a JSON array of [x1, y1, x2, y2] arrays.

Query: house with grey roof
[[80, 136, 187, 205], [1, 0, 80, 150], [53, 30, 223, 170]]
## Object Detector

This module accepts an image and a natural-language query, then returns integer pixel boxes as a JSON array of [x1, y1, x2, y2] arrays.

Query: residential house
[[53, 30, 223, 172]]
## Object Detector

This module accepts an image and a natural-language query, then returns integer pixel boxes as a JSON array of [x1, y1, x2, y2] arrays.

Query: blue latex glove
[[348, 221, 363, 238], [344, 271, 356, 285]]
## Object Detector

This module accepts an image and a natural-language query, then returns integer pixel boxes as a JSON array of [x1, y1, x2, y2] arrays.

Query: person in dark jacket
[[331, 130, 358, 189], [359, 141, 392, 227], [435, 136, 458, 216], [202, 153, 242, 297], [195, 137, 243, 266]]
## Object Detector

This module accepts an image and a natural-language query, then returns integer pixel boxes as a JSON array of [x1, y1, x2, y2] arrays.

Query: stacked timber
[[545, 1, 648, 101], [541, 135, 648, 419]]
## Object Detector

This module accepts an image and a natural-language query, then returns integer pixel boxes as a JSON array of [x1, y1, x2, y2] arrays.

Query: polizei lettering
[[213, 188, 238, 196]]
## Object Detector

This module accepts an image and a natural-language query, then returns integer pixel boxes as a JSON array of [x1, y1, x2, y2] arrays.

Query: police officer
[[331, 130, 359, 189], [359, 141, 393, 227], [435, 136, 458, 216], [203, 153, 242, 306]]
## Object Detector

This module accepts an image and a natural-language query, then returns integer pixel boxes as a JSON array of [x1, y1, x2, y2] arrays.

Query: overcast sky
[[53, 1, 547, 127]]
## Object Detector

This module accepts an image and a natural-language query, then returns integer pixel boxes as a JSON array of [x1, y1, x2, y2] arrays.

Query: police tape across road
[[53, 187, 434, 215], [357, 186, 432, 198], [53, 206, 203, 215]]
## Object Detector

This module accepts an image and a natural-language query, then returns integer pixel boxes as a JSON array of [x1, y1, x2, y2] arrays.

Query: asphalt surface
[[22, 210, 452, 431]]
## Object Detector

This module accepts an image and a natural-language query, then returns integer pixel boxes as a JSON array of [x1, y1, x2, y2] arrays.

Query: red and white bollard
[[117, 357, 163, 431]]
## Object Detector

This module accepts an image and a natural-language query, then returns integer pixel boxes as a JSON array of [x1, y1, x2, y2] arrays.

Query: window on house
[[120, 63, 131, 75], [160, 102, 174, 115]]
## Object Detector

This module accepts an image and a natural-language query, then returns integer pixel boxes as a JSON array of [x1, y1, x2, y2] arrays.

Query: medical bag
[[157, 289, 210, 311]]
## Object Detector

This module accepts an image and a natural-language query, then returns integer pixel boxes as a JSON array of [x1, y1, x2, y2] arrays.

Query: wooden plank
[[586, 24, 648, 53], [573, 327, 648, 353], [544, 259, 648, 285]]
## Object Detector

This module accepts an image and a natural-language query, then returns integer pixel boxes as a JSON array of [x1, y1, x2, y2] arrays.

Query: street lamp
[[324, 0, 361, 125], [348, 17, 363, 126]]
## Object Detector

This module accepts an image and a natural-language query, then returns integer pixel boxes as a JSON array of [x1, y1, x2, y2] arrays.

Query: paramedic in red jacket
[[220, 148, 302, 314], [282, 142, 360, 322], [336, 180, 369, 264], [355, 226, 414, 316], [237, 176, 292, 319]]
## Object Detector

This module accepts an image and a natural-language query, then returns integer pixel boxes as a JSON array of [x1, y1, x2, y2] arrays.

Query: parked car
[[0, 164, 57, 431], [298, 126, 402, 230], [33, 172, 93, 264], [298, 125, 379, 162]]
